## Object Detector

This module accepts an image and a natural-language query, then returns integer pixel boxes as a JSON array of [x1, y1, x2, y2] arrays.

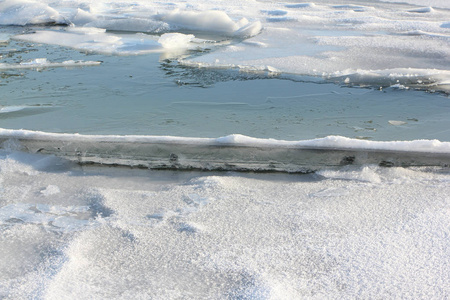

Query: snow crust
[[1, 128, 449, 153], [0, 149, 448, 299]]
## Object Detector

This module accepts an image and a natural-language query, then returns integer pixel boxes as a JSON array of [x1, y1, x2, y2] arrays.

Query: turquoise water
[[1, 30, 450, 141]]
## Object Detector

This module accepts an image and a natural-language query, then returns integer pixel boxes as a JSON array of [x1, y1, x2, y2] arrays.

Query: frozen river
[[0, 0, 449, 298]]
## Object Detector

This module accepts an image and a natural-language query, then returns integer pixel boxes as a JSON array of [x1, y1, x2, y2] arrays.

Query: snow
[[0, 150, 448, 298]]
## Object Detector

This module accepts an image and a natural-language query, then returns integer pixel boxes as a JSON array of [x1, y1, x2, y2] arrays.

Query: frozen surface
[[0, 0, 448, 90], [0, 150, 448, 299]]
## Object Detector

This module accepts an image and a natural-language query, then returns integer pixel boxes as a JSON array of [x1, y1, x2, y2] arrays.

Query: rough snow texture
[[0, 151, 448, 299]]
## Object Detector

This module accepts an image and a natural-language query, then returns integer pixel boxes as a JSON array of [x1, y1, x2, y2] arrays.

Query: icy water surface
[[1, 35, 449, 140]]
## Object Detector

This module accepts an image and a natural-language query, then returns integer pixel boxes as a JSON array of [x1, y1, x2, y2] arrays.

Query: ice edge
[[1, 129, 449, 172]]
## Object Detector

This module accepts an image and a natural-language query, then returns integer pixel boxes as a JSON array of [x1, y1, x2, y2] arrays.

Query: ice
[[158, 33, 195, 49], [388, 120, 408, 126], [0, 0, 66, 26], [0, 106, 26, 113], [14, 28, 218, 55], [1, 128, 450, 154], [156, 9, 261, 37], [0, 58, 101, 70], [1, 0, 449, 89]]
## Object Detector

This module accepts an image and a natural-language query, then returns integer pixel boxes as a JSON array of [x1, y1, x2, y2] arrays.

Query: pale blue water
[[1, 28, 450, 141]]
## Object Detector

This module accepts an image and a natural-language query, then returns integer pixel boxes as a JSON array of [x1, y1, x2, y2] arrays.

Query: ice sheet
[[2, 0, 448, 90]]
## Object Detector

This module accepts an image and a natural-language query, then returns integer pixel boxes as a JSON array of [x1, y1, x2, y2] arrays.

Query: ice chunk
[[158, 33, 195, 49], [156, 9, 261, 37], [0, 0, 67, 26], [388, 120, 408, 126], [157, 9, 240, 33], [72, 8, 96, 25], [0, 106, 27, 113]]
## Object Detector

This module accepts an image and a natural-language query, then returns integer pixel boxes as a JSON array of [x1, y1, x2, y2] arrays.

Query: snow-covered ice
[[0, 0, 448, 90]]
